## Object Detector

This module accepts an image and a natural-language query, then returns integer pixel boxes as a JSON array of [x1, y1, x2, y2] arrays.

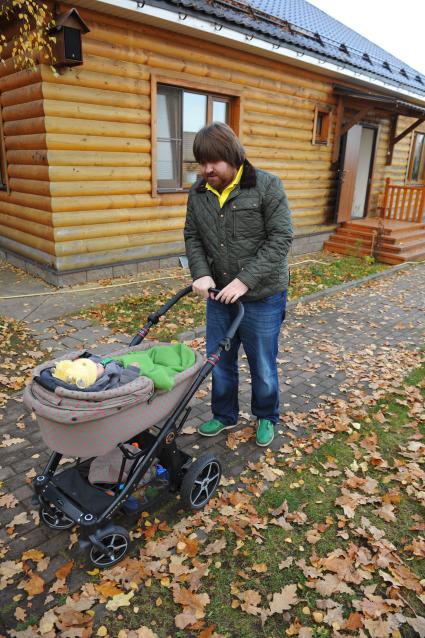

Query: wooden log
[[245, 101, 314, 119], [43, 99, 150, 125], [246, 91, 333, 111], [45, 134, 150, 153], [245, 136, 320, 151], [7, 150, 48, 165], [0, 213, 54, 240], [52, 205, 184, 227], [0, 200, 52, 224], [158, 193, 188, 206], [46, 150, 150, 167], [286, 187, 332, 198], [5, 134, 47, 151], [54, 217, 184, 241], [1, 225, 55, 254], [246, 148, 332, 162], [82, 55, 151, 83], [0, 66, 41, 92], [253, 159, 333, 171], [41, 66, 150, 96], [47, 166, 151, 182], [243, 124, 312, 141], [244, 111, 312, 126], [2, 100, 44, 122], [49, 192, 180, 212], [49, 180, 151, 197], [42, 82, 150, 110], [8, 165, 50, 181], [84, 39, 149, 66], [1, 83, 43, 108], [54, 229, 183, 256], [0, 190, 52, 211], [4, 117, 45, 137], [8, 178, 50, 197], [43, 116, 150, 139]]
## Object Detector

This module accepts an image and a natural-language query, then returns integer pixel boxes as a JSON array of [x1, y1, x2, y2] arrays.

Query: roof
[[144, 0, 425, 97]]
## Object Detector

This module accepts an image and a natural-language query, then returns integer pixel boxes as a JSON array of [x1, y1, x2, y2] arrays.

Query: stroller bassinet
[[24, 342, 203, 457]]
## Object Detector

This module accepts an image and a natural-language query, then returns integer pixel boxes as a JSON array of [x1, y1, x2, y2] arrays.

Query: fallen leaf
[[269, 584, 298, 614]]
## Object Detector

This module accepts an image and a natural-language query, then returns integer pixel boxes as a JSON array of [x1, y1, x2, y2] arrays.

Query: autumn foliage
[[0, 0, 56, 70]]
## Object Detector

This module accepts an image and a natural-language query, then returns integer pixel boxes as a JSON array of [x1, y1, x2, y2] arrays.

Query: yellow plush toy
[[52, 358, 99, 389]]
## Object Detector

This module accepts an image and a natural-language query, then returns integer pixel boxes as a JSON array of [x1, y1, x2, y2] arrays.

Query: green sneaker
[[198, 418, 236, 437], [256, 419, 274, 447]]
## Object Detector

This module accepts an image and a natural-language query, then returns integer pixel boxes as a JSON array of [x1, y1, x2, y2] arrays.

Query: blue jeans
[[206, 291, 287, 425]]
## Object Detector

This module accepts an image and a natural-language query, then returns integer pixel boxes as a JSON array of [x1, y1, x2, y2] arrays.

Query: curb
[[177, 262, 417, 341]]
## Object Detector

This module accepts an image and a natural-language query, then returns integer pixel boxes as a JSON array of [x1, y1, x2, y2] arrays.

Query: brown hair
[[193, 122, 245, 167]]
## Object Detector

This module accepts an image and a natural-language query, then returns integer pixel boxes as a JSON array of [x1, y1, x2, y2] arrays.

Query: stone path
[[0, 263, 424, 633]]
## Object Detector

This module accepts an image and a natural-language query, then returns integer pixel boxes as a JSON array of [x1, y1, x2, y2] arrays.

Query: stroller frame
[[32, 286, 244, 567]]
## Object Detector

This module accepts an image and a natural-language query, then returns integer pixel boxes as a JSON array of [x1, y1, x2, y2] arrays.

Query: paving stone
[[62, 318, 93, 329]]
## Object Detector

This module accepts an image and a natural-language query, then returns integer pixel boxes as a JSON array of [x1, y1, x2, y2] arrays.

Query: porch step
[[384, 238, 425, 253], [384, 229, 425, 243], [324, 219, 425, 264]]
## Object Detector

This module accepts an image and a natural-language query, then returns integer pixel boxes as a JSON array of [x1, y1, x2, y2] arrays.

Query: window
[[312, 105, 330, 145], [408, 132, 425, 183], [156, 83, 232, 192]]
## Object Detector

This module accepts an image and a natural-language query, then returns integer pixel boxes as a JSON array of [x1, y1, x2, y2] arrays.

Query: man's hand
[[192, 275, 216, 299], [215, 278, 248, 304]]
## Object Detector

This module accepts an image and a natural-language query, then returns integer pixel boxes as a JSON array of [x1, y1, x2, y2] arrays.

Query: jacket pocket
[[230, 198, 262, 238]]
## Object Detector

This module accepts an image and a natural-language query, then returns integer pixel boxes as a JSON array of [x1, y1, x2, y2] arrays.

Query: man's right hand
[[192, 276, 216, 299]]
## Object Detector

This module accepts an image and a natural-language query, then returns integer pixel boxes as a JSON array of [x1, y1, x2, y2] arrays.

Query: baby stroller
[[24, 286, 244, 568]]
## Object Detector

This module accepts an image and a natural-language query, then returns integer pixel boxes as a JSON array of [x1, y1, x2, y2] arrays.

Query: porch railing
[[379, 178, 425, 223]]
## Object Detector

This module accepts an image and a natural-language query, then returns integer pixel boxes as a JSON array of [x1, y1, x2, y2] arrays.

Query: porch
[[324, 180, 425, 264]]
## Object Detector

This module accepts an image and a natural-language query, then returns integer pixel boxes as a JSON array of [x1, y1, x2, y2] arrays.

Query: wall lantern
[[50, 8, 90, 68]]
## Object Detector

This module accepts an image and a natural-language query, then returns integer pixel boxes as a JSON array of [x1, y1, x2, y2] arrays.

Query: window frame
[[151, 74, 242, 196], [312, 104, 331, 146], [407, 130, 425, 183], [0, 103, 8, 192]]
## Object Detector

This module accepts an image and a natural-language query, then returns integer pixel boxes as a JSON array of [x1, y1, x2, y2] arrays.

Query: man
[[184, 122, 293, 447]]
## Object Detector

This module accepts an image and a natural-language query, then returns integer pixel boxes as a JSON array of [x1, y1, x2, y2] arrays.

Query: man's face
[[199, 160, 237, 193]]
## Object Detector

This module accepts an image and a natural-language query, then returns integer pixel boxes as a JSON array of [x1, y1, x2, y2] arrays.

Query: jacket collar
[[194, 159, 257, 192]]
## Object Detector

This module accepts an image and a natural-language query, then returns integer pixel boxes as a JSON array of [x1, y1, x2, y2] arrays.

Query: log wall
[[0, 3, 422, 272]]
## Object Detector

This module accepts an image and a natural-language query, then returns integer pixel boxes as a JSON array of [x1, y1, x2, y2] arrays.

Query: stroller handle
[[208, 288, 244, 343], [130, 285, 244, 346]]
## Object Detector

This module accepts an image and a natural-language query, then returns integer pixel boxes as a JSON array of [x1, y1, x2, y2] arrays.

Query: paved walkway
[[0, 263, 424, 633]]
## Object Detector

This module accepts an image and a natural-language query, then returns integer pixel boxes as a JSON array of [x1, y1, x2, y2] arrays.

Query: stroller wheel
[[180, 453, 222, 510], [40, 504, 74, 530], [89, 526, 130, 568]]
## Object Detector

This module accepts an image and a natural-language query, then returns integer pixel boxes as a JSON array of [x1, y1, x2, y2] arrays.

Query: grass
[[79, 254, 388, 342], [96, 360, 425, 638]]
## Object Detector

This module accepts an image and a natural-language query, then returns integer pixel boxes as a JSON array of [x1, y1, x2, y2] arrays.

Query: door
[[352, 127, 376, 218], [335, 125, 362, 223], [336, 124, 377, 222]]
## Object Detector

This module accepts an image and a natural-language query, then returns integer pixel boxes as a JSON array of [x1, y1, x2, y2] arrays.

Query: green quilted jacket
[[184, 160, 293, 301]]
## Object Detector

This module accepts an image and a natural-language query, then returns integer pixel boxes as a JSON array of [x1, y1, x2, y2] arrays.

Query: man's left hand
[[215, 278, 248, 304]]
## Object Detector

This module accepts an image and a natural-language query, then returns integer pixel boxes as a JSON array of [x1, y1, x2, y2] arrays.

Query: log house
[[1, 0, 425, 284]]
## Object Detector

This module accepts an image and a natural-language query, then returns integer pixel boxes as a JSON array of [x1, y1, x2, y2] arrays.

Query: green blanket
[[115, 343, 196, 391]]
